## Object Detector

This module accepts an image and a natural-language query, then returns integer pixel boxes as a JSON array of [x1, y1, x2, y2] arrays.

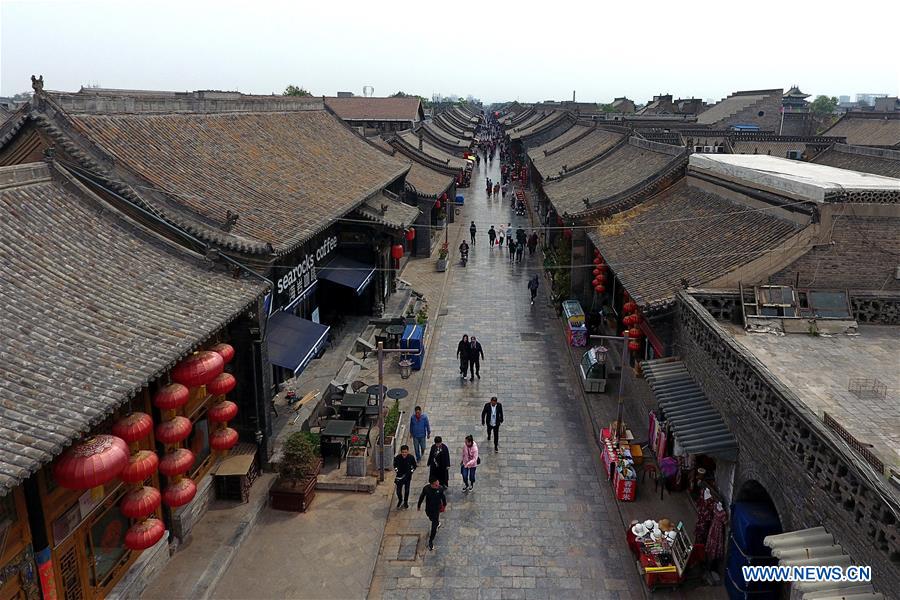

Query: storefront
[[0, 488, 40, 600]]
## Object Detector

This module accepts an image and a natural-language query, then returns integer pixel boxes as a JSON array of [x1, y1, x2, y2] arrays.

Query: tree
[[810, 95, 838, 116], [283, 85, 312, 97], [391, 91, 410, 97]]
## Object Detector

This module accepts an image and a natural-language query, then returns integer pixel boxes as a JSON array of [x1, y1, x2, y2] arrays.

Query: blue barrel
[[724, 502, 782, 600], [455, 194, 464, 206], [400, 325, 426, 370]]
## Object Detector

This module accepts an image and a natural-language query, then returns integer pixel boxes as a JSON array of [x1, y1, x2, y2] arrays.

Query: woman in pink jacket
[[460, 435, 479, 493]]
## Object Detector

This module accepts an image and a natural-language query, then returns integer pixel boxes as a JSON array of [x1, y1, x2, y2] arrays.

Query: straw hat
[[631, 523, 649, 537], [658, 518, 675, 531]]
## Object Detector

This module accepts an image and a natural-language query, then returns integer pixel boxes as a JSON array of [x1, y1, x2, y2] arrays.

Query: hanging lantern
[[124, 518, 166, 551], [210, 427, 239, 452], [120, 450, 159, 484], [405, 228, 415, 241], [163, 478, 197, 508], [207, 372, 236, 396], [623, 300, 637, 314], [154, 416, 192, 445], [120, 486, 162, 519], [391, 244, 404, 260], [596, 273, 606, 284], [171, 351, 224, 388], [594, 248, 601, 257], [631, 312, 642, 325], [629, 327, 643, 339], [434, 199, 441, 209], [112, 413, 153, 444], [208, 400, 238, 423], [623, 315, 634, 327], [53, 435, 129, 497], [628, 340, 642, 353], [158, 448, 195, 477], [153, 383, 190, 411], [593, 257, 602, 265], [593, 268, 601, 277], [563, 228, 572, 239], [209, 343, 235, 365], [441, 192, 447, 201], [592, 278, 600, 287], [594, 284, 605, 294], [623, 291, 631, 302]]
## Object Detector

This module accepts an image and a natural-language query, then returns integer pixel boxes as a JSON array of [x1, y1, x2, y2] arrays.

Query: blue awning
[[266, 310, 330, 375], [643, 359, 738, 460], [317, 255, 375, 295]]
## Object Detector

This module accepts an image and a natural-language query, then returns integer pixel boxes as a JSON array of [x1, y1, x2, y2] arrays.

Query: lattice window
[[58, 543, 84, 600]]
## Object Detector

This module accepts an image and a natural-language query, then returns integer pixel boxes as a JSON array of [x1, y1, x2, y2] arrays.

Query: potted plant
[[415, 304, 428, 327], [377, 400, 401, 470], [404, 306, 416, 326], [436, 244, 449, 272], [270, 431, 322, 512], [345, 434, 368, 477], [436, 208, 447, 228]]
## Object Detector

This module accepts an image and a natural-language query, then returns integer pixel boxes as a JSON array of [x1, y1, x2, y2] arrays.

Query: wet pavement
[[368, 156, 648, 600]]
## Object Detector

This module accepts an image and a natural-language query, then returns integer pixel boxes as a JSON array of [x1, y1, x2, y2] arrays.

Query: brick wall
[[770, 215, 900, 291], [675, 292, 900, 591], [717, 94, 783, 132]]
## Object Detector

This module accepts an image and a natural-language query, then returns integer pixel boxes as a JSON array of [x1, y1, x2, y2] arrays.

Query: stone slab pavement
[[368, 157, 652, 600]]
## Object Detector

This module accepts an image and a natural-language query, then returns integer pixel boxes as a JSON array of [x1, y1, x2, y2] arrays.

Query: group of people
[[486, 223, 538, 263], [455, 334, 484, 381], [396, 397, 506, 550]]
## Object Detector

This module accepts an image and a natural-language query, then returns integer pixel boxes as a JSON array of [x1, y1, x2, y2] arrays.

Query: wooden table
[[339, 393, 368, 424], [321, 419, 356, 467], [213, 443, 259, 503], [385, 324, 406, 348]]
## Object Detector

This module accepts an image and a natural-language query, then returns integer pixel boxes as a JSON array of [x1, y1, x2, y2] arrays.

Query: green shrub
[[384, 400, 401, 439], [279, 431, 320, 483]]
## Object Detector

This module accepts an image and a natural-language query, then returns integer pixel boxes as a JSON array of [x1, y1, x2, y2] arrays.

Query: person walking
[[417, 476, 447, 551], [528, 273, 540, 305], [528, 230, 538, 256], [515, 241, 525, 263], [516, 227, 527, 248], [481, 396, 504, 451], [460, 435, 479, 492], [468, 336, 485, 380], [498, 228, 504, 248], [427, 436, 451, 488], [469, 221, 477, 245], [505, 223, 513, 243], [409, 406, 431, 461], [507, 238, 517, 263], [488, 225, 496, 248], [393, 444, 417, 509], [456, 334, 470, 378]]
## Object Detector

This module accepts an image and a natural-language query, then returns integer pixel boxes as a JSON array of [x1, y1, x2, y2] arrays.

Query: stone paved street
[[368, 159, 647, 600]]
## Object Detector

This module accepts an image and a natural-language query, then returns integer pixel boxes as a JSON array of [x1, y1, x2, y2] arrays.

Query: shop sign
[[275, 235, 338, 309], [36, 548, 58, 600]]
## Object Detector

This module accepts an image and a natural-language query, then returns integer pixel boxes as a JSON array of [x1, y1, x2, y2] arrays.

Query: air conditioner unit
[[703, 146, 713, 153], [716, 146, 726, 153], [787, 150, 801, 160], [694, 146, 704, 153]]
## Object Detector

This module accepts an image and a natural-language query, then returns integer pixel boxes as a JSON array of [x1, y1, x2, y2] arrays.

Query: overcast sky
[[2, 0, 899, 103]]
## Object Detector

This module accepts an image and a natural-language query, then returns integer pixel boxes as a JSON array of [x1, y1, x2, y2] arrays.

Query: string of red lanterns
[[592, 248, 608, 294], [209, 344, 240, 456], [621, 294, 643, 354]]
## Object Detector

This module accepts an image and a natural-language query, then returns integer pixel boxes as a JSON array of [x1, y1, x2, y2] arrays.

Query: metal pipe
[[376, 342, 422, 482]]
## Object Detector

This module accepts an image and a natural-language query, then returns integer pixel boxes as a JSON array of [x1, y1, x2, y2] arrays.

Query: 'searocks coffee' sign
[[276, 235, 338, 309]]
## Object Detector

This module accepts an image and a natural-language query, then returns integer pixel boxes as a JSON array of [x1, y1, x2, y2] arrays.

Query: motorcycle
[[460, 249, 469, 267]]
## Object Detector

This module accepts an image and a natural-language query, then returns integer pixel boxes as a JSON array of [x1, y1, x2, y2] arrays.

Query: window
[[86, 503, 128, 587], [188, 417, 212, 476], [756, 285, 797, 317], [798, 290, 852, 318], [758, 110, 765, 117]]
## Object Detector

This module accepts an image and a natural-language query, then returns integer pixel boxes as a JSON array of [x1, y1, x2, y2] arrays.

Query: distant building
[[610, 97, 636, 114], [324, 96, 424, 135], [696, 89, 783, 131]]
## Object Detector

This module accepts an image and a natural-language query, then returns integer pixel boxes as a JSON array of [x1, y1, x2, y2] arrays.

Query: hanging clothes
[[694, 490, 716, 542], [705, 505, 728, 563]]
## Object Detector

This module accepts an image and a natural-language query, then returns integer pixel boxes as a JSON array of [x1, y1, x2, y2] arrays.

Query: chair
[[351, 380, 367, 393], [642, 462, 666, 500]]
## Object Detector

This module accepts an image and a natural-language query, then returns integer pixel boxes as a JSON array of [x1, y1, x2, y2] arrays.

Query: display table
[[631, 519, 698, 592], [213, 443, 259, 503], [601, 428, 637, 501]]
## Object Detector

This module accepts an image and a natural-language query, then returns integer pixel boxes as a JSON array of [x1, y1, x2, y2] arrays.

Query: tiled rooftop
[[0, 162, 266, 495], [822, 112, 900, 147], [324, 96, 422, 121], [397, 131, 468, 170], [812, 144, 900, 179], [530, 127, 624, 180]]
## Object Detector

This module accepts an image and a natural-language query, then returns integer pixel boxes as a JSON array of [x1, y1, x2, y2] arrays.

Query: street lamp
[[589, 332, 630, 439]]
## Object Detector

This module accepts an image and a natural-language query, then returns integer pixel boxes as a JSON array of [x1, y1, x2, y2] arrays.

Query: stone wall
[[171, 473, 214, 540], [675, 291, 900, 590], [716, 94, 783, 132], [106, 534, 170, 600]]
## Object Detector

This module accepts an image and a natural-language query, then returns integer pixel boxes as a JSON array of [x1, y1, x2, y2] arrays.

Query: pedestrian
[[427, 436, 451, 488], [417, 476, 447, 551], [505, 223, 513, 244], [456, 334, 470, 378], [507, 238, 516, 263], [481, 396, 504, 451], [528, 231, 538, 256], [494, 183, 500, 198], [460, 435, 479, 493], [469, 221, 477, 245], [528, 273, 540, 305], [393, 444, 417, 509], [468, 336, 484, 380], [409, 406, 431, 461], [515, 242, 524, 263], [516, 227, 527, 247], [498, 228, 504, 248], [488, 225, 496, 248]]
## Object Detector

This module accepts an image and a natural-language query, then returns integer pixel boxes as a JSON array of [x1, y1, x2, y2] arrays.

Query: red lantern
[[434, 199, 441, 209], [593, 257, 602, 265], [171, 351, 224, 388], [124, 518, 166, 551], [593, 268, 601, 277], [391, 244, 404, 260], [441, 192, 447, 201], [405, 228, 416, 241], [163, 478, 197, 508], [623, 315, 634, 327], [207, 372, 236, 396], [112, 413, 153, 444], [120, 486, 162, 519], [120, 450, 159, 484], [563, 228, 572, 239], [623, 301, 637, 314], [596, 273, 606, 284], [210, 428, 239, 452], [209, 343, 235, 365], [153, 383, 189, 410], [53, 435, 129, 490], [628, 327, 643, 339], [631, 313, 642, 325], [158, 448, 195, 477], [155, 417, 192, 445], [208, 400, 238, 423], [628, 340, 641, 352], [594, 284, 605, 294], [594, 248, 601, 257]]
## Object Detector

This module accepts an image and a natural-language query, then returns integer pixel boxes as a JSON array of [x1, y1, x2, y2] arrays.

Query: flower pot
[[269, 459, 322, 512], [436, 259, 447, 272], [377, 435, 395, 471], [345, 447, 367, 477]]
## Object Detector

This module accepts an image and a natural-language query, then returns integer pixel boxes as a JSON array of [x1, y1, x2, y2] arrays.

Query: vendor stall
[[630, 519, 703, 592], [601, 426, 636, 501], [562, 300, 587, 347], [579, 346, 608, 393]]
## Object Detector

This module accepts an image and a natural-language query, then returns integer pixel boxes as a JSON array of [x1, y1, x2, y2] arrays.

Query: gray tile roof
[[811, 144, 900, 178], [354, 192, 420, 229], [397, 131, 469, 170], [0, 162, 266, 496], [530, 127, 624, 180]]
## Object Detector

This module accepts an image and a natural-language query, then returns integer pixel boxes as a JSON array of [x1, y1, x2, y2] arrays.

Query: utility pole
[[589, 332, 630, 439], [376, 342, 422, 482]]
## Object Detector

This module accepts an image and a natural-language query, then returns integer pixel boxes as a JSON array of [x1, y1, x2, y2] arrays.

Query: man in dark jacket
[[516, 227, 527, 248], [456, 334, 470, 378], [469, 221, 477, 244], [426, 436, 450, 488], [481, 396, 505, 451], [393, 445, 417, 509], [468, 336, 485, 381], [417, 476, 447, 551]]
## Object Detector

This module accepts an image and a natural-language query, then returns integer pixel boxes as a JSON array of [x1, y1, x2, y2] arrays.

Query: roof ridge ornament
[[31, 74, 44, 94]]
